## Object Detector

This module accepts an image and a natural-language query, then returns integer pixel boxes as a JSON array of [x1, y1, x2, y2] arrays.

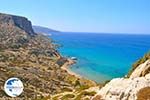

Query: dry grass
[[137, 87, 150, 100], [127, 52, 150, 77]]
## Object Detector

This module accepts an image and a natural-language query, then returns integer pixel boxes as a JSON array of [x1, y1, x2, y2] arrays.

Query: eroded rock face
[[93, 60, 150, 100], [0, 13, 34, 35], [130, 60, 150, 78]]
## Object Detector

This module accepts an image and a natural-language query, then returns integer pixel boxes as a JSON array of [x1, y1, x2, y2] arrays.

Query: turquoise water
[[51, 32, 150, 83]]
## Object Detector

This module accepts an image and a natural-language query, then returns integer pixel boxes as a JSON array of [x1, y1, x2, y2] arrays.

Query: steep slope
[[0, 13, 96, 99], [0, 13, 34, 35], [93, 52, 150, 100]]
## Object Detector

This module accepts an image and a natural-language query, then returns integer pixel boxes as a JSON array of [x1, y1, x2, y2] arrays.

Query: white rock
[[130, 60, 150, 78]]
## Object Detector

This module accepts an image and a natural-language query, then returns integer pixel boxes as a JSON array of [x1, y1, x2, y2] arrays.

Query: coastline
[[61, 58, 82, 78]]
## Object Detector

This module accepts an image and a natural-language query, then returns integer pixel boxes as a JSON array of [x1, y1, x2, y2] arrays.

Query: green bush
[[61, 94, 75, 100], [75, 91, 96, 100]]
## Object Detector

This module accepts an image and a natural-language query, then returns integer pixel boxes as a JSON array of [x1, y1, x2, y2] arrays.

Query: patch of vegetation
[[17, 36, 29, 44], [0, 54, 8, 62], [10, 43, 21, 49], [61, 94, 75, 100], [65, 75, 78, 84], [127, 51, 150, 77], [75, 91, 96, 100], [102, 80, 110, 87], [76, 85, 90, 92], [56, 57, 68, 66], [62, 87, 73, 92], [83, 97, 90, 100], [52, 95, 61, 100]]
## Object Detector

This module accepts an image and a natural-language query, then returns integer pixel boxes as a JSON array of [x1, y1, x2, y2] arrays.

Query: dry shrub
[[137, 87, 150, 100], [92, 95, 102, 100]]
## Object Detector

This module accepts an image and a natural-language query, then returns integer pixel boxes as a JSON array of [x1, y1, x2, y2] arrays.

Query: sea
[[51, 32, 150, 83]]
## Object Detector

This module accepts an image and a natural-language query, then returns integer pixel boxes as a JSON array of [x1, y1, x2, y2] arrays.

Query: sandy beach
[[61, 58, 82, 78]]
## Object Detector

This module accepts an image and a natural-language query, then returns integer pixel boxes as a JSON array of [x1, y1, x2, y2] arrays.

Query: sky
[[0, 0, 150, 34]]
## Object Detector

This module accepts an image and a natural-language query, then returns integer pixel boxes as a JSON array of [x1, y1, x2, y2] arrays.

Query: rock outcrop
[[0, 13, 34, 35], [93, 57, 150, 100], [130, 60, 150, 78]]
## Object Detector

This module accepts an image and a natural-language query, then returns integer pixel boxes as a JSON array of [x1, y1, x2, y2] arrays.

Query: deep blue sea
[[51, 32, 150, 83]]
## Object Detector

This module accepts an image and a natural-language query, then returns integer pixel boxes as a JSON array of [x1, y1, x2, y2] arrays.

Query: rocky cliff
[[93, 53, 150, 100], [0, 13, 34, 35], [0, 13, 96, 99]]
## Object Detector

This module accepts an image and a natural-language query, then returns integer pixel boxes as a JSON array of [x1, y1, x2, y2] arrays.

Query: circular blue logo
[[4, 77, 24, 97]]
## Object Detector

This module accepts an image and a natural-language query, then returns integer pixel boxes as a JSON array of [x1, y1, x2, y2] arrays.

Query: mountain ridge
[[33, 25, 59, 35]]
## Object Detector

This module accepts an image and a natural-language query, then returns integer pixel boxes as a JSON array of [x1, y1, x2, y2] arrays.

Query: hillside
[[0, 13, 96, 99]]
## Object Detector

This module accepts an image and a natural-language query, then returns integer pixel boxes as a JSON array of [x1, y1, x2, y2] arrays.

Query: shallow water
[[51, 32, 150, 83]]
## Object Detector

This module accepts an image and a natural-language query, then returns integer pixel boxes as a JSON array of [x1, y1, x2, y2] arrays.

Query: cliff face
[[0, 13, 34, 35], [93, 54, 150, 100]]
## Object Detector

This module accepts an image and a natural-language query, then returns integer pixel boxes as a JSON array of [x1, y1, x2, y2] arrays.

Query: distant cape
[[32, 25, 60, 35]]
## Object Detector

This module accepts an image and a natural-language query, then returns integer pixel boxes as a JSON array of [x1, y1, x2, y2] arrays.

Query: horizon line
[[52, 31, 150, 35]]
